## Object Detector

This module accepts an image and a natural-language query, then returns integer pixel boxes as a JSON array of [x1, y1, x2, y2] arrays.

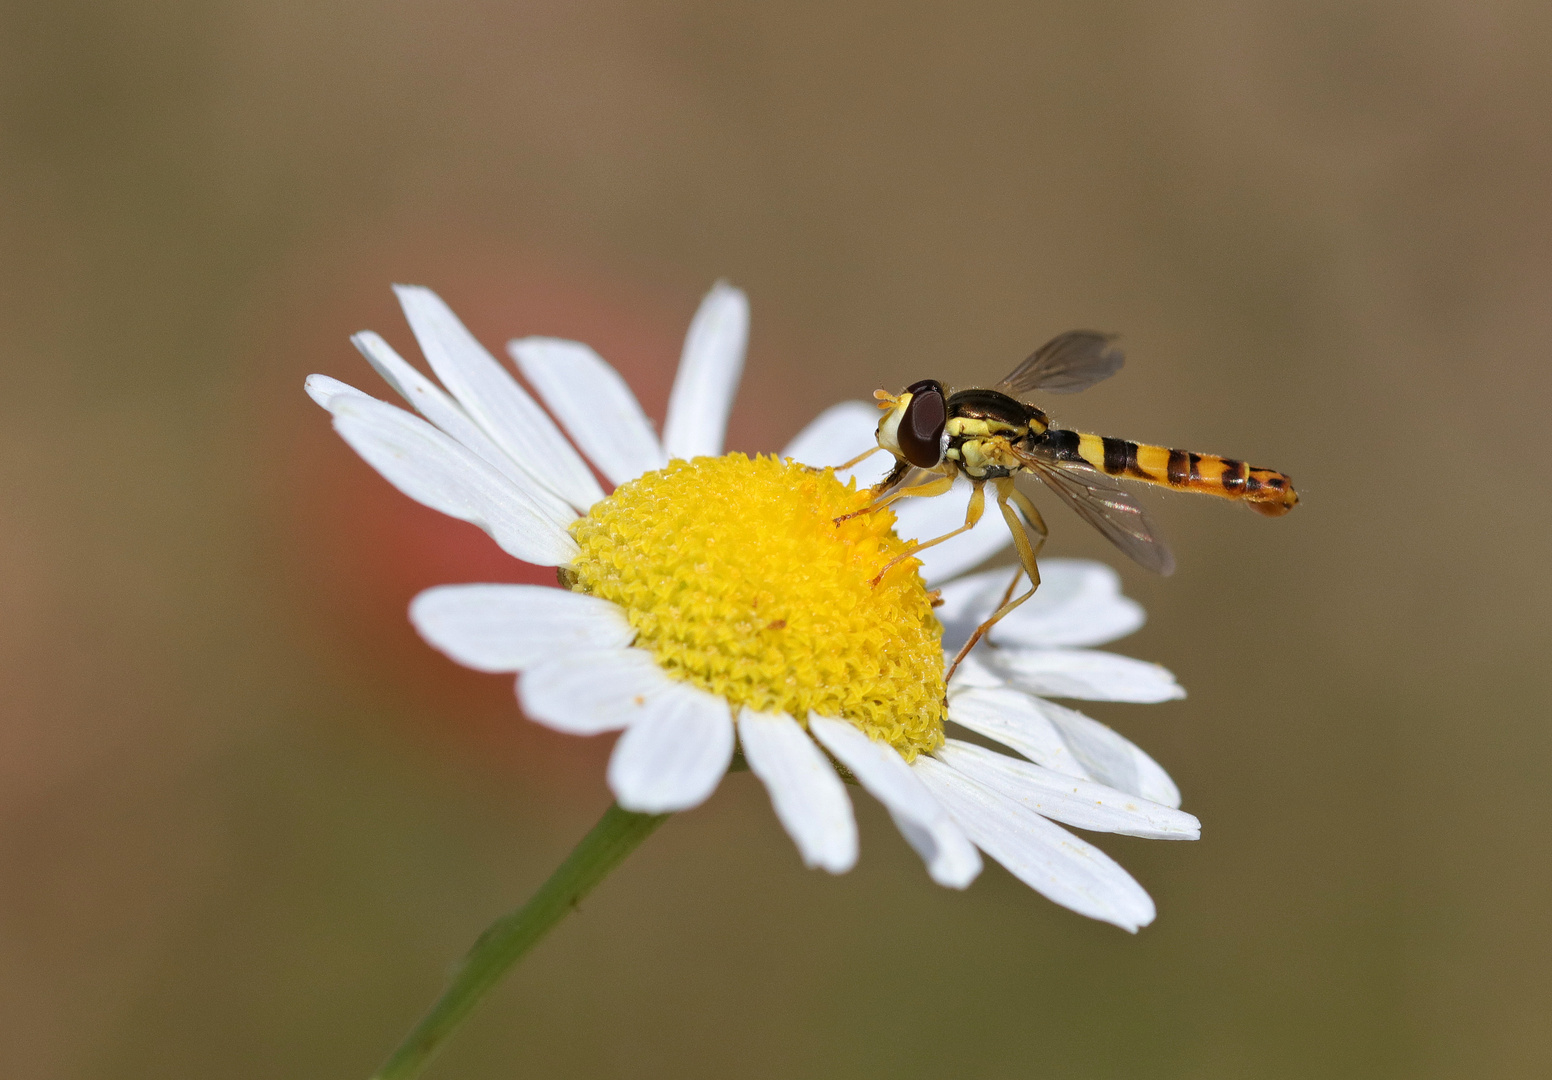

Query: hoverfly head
[[876, 379, 947, 469]]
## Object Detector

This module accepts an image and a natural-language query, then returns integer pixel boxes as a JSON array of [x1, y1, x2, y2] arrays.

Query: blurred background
[[3, 1, 1550, 1076]]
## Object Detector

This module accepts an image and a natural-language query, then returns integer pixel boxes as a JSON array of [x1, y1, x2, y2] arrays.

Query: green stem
[[372, 802, 668, 1080]]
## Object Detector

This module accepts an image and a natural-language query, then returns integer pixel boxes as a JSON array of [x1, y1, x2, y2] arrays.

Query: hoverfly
[[841, 331, 1298, 677]]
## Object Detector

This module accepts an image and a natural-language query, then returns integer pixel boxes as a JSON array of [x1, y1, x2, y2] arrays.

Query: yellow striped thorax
[[939, 388, 1048, 480]]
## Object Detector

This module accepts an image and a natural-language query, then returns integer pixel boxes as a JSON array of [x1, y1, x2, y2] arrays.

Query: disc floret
[[567, 454, 946, 759]]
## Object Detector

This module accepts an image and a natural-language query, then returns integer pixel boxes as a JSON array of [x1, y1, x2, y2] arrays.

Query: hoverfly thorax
[[877, 378, 948, 469]]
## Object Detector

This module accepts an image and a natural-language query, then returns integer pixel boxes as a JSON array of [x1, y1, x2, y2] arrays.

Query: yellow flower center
[[566, 454, 946, 759]]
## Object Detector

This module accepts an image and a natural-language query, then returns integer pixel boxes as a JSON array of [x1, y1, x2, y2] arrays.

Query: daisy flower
[[306, 282, 1199, 935]]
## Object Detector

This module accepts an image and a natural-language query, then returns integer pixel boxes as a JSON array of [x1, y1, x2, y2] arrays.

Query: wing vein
[[993, 331, 1125, 398], [1010, 444, 1175, 575]]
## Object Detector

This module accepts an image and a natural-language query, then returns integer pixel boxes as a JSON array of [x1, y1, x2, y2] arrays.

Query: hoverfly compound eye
[[899, 380, 947, 468]]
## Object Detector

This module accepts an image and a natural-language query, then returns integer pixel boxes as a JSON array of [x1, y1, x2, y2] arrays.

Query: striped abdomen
[[1043, 429, 1298, 516]]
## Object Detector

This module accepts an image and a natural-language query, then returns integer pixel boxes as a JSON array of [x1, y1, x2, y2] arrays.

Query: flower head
[[308, 282, 1198, 931], [569, 453, 948, 758]]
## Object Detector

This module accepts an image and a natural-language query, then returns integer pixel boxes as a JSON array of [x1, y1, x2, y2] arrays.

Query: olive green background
[[4, 2, 1550, 1077]]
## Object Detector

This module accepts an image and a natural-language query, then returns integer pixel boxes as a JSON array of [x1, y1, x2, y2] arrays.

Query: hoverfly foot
[[832, 507, 874, 526]]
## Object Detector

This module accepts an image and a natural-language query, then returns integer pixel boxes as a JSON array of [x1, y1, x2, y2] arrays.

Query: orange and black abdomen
[[1043, 429, 1298, 516]]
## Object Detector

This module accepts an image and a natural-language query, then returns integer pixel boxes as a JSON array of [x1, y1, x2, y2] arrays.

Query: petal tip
[[303, 373, 333, 407]]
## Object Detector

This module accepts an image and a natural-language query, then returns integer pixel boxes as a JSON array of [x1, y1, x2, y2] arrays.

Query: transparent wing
[[993, 331, 1124, 398], [1012, 447, 1175, 575]]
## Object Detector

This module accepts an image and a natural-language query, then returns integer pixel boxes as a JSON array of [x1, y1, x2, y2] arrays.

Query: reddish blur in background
[[3, 3, 1551, 1078]]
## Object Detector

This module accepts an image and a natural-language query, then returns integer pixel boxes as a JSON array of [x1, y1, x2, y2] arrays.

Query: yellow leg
[[868, 481, 985, 587], [1004, 485, 1049, 582], [977, 488, 1052, 633], [991, 564, 1024, 614], [945, 478, 1048, 681], [834, 445, 885, 471], [875, 472, 956, 512], [833, 471, 953, 524]]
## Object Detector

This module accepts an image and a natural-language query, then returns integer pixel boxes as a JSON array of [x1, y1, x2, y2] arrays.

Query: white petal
[[945, 651, 1005, 691], [508, 337, 668, 486], [947, 686, 1090, 780], [409, 585, 634, 673], [934, 566, 1023, 654], [318, 388, 579, 566], [519, 648, 677, 735], [808, 715, 981, 888], [305, 373, 372, 409], [393, 285, 604, 512], [1036, 698, 1183, 809], [935, 561, 1145, 651], [915, 757, 1156, 931], [608, 684, 735, 813], [936, 741, 1198, 840], [996, 560, 1145, 647], [663, 282, 748, 460], [988, 647, 1185, 703], [781, 401, 894, 487], [738, 709, 857, 873], [950, 687, 1180, 808], [891, 477, 1015, 585], [349, 332, 578, 531]]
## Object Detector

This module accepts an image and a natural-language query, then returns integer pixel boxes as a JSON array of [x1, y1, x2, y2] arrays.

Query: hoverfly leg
[[991, 564, 1025, 614], [974, 490, 1049, 611], [867, 480, 984, 588], [976, 492, 1051, 638], [1005, 484, 1049, 561], [834, 470, 951, 525], [834, 445, 886, 472], [945, 478, 1047, 682], [868, 457, 915, 498], [832, 459, 918, 524]]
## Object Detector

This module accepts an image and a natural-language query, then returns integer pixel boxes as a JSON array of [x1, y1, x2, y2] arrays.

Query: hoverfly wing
[[993, 330, 1124, 398], [1013, 447, 1176, 575]]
